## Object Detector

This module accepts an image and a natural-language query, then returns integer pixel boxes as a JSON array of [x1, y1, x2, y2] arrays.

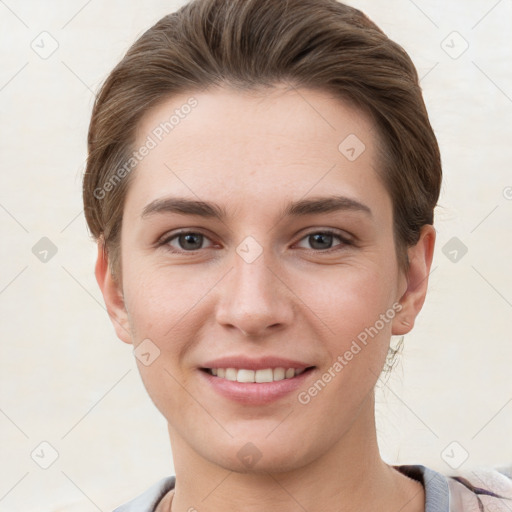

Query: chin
[[200, 435, 314, 475]]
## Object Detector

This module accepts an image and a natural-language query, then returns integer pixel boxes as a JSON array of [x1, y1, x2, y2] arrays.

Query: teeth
[[208, 367, 307, 383], [273, 367, 285, 381], [225, 368, 237, 381]]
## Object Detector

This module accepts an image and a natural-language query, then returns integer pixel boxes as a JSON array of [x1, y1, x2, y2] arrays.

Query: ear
[[392, 225, 436, 335], [95, 239, 132, 344]]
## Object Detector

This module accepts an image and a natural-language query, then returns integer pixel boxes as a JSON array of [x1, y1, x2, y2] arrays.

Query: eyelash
[[157, 229, 353, 254]]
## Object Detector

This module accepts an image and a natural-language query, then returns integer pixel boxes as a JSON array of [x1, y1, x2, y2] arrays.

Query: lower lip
[[199, 368, 315, 405]]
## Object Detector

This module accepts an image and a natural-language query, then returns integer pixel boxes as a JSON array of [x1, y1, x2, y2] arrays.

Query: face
[[97, 85, 433, 473]]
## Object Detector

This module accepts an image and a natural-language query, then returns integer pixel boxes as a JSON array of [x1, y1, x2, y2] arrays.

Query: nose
[[215, 247, 294, 338]]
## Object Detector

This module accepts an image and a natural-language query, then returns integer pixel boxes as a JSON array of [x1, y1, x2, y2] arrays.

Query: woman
[[82, 0, 512, 510]]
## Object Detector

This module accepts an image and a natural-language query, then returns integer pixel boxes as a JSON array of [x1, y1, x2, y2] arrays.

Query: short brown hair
[[83, 0, 441, 281]]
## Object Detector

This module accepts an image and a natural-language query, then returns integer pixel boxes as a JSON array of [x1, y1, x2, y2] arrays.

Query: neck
[[167, 393, 424, 512]]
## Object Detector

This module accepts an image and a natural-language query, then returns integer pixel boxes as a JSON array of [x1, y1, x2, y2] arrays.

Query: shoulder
[[395, 463, 512, 512], [112, 476, 176, 512], [110, 467, 512, 512], [395, 464, 451, 511], [446, 464, 512, 511]]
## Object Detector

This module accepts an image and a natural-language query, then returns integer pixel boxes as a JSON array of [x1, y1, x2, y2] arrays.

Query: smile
[[199, 365, 316, 405]]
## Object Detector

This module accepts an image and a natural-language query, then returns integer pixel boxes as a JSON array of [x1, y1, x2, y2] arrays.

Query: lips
[[199, 356, 316, 404], [199, 366, 315, 405]]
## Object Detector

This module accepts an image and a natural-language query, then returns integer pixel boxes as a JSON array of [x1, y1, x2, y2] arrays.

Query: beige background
[[0, 0, 511, 510]]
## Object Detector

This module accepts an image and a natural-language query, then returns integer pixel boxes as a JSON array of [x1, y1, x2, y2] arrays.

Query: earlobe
[[94, 239, 132, 344], [392, 225, 436, 336]]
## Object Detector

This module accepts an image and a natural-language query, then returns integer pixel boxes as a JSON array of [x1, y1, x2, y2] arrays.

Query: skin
[[96, 84, 435, 512]]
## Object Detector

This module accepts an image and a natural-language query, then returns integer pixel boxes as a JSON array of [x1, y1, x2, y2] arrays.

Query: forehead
[[126, 85, 388, 217]]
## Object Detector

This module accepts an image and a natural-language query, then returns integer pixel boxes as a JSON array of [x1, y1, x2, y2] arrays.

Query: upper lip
[[201, 356, 315, 371]]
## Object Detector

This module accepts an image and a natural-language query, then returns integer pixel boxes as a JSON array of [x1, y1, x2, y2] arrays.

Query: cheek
[[120, 261, 209, 419], [293, 266, 398, 416], [299, 261, 399, 340], [122, 258, 213, 338], [122, 245, 400, 349], [296, 264, 400, 403]]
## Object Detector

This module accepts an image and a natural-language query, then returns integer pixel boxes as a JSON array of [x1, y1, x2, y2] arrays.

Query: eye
[[157, 228, 352, 254], [295, 230, 352, 251], [160, 231, 215, 252]]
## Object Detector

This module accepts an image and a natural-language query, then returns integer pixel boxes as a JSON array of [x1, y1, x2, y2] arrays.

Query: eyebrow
[[141, 195, 372, 220]]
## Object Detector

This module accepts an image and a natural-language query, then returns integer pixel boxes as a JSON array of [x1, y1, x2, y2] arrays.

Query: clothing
[[112, 463, 512, 512]]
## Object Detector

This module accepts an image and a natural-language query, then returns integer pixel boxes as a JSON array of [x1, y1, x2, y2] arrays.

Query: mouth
[[198, 365, 317, 405], [200, 366, 316, 383]]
